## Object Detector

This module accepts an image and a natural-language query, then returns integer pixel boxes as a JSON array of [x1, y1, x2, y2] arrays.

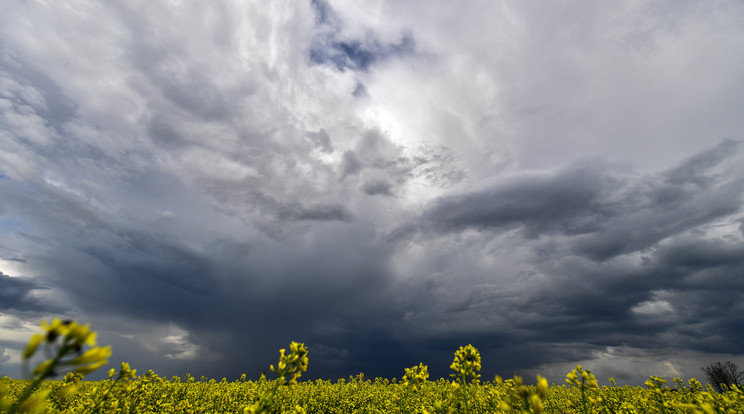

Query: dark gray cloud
[[250, 192, 353, 223], [420, 161, 619, 238], [0, 271, 53, 312], [362, 179, 393, 196], [340, 150, 362, 179], [421, 140, 744, 261], [1, 0, 743, 386], [305, 129, 335, 154]]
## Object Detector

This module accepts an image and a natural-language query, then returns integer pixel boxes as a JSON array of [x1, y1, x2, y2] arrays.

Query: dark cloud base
[[1, 141, 740, 383], [0, 271, 60, 313]]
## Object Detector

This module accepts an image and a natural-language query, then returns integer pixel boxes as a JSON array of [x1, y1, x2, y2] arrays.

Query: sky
[[1, 0, 744, 386]]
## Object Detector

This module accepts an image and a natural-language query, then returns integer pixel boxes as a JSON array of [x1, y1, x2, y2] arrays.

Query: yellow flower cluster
[[450, 344, 481, 385], [564, 365, 600, 413], [23, 319, 111, 377], [404, 363, 430, 389], [565, 365, 599, 390], [245, 341, 309, 414], [270, 341, 309, 386], [1, 319, 117, 414]]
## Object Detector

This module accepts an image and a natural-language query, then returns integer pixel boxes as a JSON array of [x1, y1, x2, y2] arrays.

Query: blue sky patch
[[309, 0, 414, 72]]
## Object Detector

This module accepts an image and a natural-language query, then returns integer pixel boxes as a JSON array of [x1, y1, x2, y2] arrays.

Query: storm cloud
[[0, 271, 50, 312], [1, 0, 743, 385]]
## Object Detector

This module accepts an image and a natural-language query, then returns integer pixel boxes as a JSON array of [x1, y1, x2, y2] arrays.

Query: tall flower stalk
[[449, 344, 481, 414], [8, 319, 110, 414]]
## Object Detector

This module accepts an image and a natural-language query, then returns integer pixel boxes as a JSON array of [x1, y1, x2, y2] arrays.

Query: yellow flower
[[566, 366, 598, 390], [449, 344, 481, 384], [537, 374, 549, 398], [403, 362, 429, 387], [119, 361, 137, 379], [15, 389, 50, 413], [76, 360, 108, 375], [53, 383, 79, 399], [270, 341, 308, 385], [31, 359, 53, 376], [71, 345, 112, 365], [22, 333, 44, 360], [530, 394, 544, 413], [41, 318, 68, 342], [66, 322, 96, 347]]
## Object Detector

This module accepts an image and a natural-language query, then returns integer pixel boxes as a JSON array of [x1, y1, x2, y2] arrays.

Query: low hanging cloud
[[0, 271, 59, 313]]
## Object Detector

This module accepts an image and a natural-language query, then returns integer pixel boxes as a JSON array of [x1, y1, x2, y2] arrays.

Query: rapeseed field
[[1, 319, 742, 413]]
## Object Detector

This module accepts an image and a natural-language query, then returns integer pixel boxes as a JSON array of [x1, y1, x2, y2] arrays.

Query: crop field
[[1, 319, 742, 413]]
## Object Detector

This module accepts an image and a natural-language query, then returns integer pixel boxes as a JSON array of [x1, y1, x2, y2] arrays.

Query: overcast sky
[[1, 0, 744, 386]]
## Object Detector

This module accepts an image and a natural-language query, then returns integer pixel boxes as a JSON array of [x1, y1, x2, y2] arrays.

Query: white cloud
[[631, 299, 674, 315], [162, 330, 201, 361], [0, 314, 38, 346]]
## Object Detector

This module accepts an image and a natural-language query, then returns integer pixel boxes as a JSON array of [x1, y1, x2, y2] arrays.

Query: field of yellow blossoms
[[1, 319, 742, 413]]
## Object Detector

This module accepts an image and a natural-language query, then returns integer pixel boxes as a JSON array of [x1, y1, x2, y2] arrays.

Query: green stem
[[581, 385, 588, 414], [8, 344, 70, 414], [460, 374, 470, 414], [89, 372, 124, 414], [400, 383, 411, 414], [255, 367, 286, 413]]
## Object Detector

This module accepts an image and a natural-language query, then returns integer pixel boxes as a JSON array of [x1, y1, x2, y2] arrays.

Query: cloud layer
[[1, 0, 743, 384]]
